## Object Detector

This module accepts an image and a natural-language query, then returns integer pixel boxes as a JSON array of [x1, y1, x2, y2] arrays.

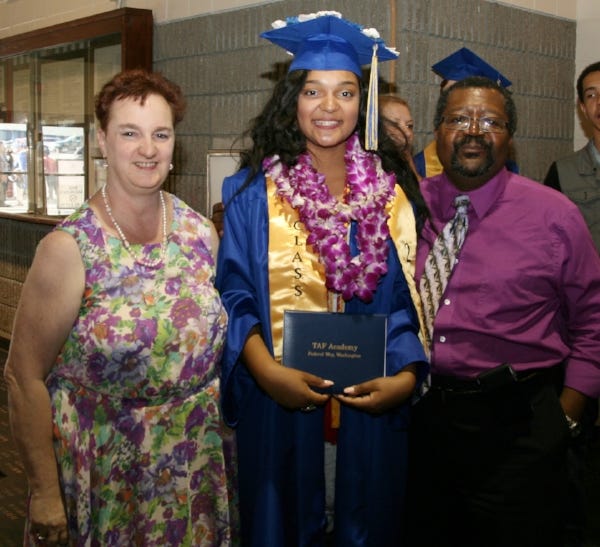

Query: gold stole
[[387, 185, 427, 347], [267, 175, 426, 366], [267, 175, 329, 363], [423, 140, 443, 178]]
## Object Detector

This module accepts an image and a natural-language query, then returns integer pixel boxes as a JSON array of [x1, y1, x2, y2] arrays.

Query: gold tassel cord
[[366, 43, 379, 151]]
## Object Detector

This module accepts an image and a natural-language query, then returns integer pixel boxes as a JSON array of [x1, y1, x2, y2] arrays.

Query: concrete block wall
[[0, 218, 53, 340], [153, 0, 575, 214], [393, 0, 576, 182]]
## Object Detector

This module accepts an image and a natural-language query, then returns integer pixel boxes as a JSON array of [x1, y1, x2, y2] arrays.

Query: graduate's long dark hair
[[376, 111, 429, 232], [234, 68, 428, 231]]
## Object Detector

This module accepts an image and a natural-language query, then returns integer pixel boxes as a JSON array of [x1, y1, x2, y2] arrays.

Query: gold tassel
[[366, 43, 379, 151], [331, 399, 340, 428]]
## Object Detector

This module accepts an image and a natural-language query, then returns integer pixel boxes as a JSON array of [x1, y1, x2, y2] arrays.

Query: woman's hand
[[28, 489, 69, 546], [242, 329, 332, 410], [335, 365, 418, 414], [3, 230, 84, 547], [256, 360, 332, 410]]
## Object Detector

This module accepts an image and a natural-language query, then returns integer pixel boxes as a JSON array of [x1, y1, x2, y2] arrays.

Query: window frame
[[0, 8, 153, 223]]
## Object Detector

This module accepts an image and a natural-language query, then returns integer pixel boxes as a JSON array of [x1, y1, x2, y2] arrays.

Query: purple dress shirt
[[416, 168, 600, 398]]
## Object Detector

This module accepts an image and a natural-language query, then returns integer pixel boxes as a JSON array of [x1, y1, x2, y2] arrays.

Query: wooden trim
[[0, 8, 153, 70], [0, 211, 61, 225], [0, 8, 153, 222]]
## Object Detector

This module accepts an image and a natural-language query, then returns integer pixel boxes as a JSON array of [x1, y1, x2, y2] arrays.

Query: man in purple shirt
[[406, 76, 600, 547]]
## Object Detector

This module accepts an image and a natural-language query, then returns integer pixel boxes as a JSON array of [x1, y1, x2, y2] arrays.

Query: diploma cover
[[282, 310, 387, 393]]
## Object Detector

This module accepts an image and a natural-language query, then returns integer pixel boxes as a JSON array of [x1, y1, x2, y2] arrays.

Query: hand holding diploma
[[336, 364, 418, 413]]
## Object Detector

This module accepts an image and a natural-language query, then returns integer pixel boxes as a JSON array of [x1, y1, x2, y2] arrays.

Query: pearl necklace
[[101, 184, 168, 269]]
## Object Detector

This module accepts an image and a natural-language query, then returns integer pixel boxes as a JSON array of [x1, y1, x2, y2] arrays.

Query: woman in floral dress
[[4, 69, 238, 546], [216, 12, 428, 547]]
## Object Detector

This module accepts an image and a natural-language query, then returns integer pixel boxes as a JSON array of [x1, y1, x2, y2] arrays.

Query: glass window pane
[[43, 126, 84, 214], [12, 62, 30, 124], [40, 51, 86, 214], [0, 122, 27, 211], [9, 59, 32, 212], [41, 56, 85, 125], [0, 10, 151, 217], [94, 42, 121, 95], [90, 41, 120, 197]]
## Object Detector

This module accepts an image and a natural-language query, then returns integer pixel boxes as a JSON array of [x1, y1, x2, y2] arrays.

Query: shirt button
[[439, 336, 446, 343], [444, 298, 451, 306]]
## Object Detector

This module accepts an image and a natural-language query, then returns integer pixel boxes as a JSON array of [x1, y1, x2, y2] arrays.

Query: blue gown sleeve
[[216, 169, 272, 426], [413, 150, 426, 179]]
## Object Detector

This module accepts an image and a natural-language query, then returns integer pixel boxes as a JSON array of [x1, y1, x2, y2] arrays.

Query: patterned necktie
[[419, 195, 470, 347]]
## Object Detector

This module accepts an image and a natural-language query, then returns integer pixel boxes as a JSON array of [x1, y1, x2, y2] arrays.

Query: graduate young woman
[[216, 12, 428, 547]]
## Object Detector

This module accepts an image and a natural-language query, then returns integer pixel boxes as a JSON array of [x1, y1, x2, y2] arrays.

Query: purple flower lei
[[264, 133, 396, 303]]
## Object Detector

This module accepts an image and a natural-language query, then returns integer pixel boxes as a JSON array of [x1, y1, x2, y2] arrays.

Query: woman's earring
[[169, 163, 174, 171], [102, 157, 108, 168]]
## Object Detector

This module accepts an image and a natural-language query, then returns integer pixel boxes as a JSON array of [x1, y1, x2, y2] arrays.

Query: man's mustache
[[453, 134, 492, 153]]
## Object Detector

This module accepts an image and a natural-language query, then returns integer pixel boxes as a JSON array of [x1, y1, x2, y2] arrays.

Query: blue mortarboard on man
[[431, 46, 512, 87]]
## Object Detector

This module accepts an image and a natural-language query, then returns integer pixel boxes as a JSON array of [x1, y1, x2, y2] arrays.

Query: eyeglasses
[[441, 115, 509, 134]]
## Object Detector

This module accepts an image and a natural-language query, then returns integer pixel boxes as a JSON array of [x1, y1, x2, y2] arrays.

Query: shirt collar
[[588, 140, 600, 164], [429, 167, 509, 222]]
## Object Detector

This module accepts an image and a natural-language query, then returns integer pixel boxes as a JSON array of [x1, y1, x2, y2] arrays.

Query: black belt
[[430, 365, 561, 396]]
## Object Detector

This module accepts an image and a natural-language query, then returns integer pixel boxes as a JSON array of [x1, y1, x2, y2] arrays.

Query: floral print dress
[[44, 196, 238, 546]]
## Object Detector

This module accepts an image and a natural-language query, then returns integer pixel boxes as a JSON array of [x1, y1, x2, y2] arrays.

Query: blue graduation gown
[[216, 168, 427, 547]]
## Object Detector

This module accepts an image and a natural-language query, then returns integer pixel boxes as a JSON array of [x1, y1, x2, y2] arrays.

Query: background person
[[43, 146, 58, 202], [543, 59, 600, 547], [379, 93, 421, 181], [544, 60, 600, 252], [406, 76, 600, 547], [4, 69, 238, 546], [211, 201, 224, 238], [216, 12, 428, 547], [14, 142, 28, 205]]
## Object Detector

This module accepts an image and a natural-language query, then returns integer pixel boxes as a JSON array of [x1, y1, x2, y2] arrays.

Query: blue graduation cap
[[261, 12, 398, 76], [432, 47, 512, 87], [261, 11, 399, 150]]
